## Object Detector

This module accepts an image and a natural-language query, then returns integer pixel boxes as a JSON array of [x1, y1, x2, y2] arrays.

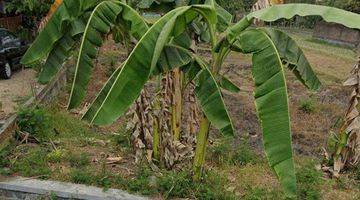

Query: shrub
[[17, 107, 50, 139]]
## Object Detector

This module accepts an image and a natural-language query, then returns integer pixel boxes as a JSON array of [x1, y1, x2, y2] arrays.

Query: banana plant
[[21, 0, 360, 198], [80, 3, 359, 197]]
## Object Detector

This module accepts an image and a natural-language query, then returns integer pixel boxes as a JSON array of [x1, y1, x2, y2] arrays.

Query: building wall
[[313, 21, 360, 47]]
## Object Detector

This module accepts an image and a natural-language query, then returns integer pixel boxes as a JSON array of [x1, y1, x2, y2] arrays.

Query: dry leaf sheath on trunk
[[332, 57, 360, 176]]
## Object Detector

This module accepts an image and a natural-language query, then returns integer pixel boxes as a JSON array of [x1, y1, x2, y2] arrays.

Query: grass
[[208, 136, 260, 166], [0, 106, 240, 199], [296, 159, 323, 200], [2, 105, 358, 199]]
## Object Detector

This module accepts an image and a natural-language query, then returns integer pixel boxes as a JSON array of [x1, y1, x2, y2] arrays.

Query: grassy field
[[1, 28, 360, 199]]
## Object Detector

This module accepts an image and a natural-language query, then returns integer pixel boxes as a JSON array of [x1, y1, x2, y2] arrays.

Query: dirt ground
[[0, 69, 42, 120]]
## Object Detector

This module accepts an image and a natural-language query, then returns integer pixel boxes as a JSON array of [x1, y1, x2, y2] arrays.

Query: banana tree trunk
[[193, 114, 210, 180], [331, 57, 360, 177], [172, 69, 183, 141]]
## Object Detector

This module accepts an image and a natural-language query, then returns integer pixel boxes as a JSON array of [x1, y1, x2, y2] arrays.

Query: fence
[[0, 15, 21, 31]]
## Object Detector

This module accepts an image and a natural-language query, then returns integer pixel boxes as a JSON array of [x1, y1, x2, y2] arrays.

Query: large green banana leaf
[[68, 1, 149, 109], [219, 75, 240, 93], [248, 4, 360, 30], [194, 58, 234, 136], [225, 4, 360, 45], [236, 29, 296, 197], [263, 28, 321, 91], [38, 19, 86, 84], [21, 0, 100, 65]]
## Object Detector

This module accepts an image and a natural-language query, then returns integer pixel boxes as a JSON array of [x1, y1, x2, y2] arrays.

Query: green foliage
[[209, 137, 260, 166], [296, 160, 322, 200], [273, 0, 360, 28], [5, 0, 53, 18], [112, 165, 238, 199], [157, 170, 237, 199], [299, 98, 317, 113], [243, 186, 284, 200], [12, 148, 52, 178], [47, 107, 94, 138], [0, 144, 13, 171], [17, 107, 51, 140], [5, 0, 53, 34]]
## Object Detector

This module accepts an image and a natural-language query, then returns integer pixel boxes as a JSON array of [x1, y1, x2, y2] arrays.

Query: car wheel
[[0, 62, 12, 79]]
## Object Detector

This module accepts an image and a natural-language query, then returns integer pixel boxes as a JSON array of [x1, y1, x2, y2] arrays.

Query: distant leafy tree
[[5, 0, 54, 30]]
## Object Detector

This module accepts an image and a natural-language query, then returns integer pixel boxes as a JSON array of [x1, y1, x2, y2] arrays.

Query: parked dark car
[[0, 28, 28, 79]]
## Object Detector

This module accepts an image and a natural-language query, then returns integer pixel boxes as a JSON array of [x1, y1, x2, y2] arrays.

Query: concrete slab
[[0, 177, 148, 200]]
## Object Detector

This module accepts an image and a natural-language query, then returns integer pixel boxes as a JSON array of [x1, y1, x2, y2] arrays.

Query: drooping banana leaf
[[68, 1, 149, 109], [38, 34, 77, 84], [224, 4, 360, 45], [194, 57, 234, 136], [38, 19, 86, 84], [247, 4, 360, 30], [21, 0, 100, 65], [236, 28, 296, 197], [263, 28, 321, 91], [219, 75, 240, 93]]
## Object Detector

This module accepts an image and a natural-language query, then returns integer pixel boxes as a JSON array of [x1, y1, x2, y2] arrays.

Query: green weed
[[299, 98, 317, 113], [47, 150, 64, 163], [69, 168, 93, 185]]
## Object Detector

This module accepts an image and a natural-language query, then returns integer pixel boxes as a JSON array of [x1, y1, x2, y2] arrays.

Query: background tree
[[5, 0, 54, 39]]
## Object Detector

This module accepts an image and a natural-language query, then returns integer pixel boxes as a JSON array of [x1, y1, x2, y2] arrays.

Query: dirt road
[[0, 69, 41, 119]]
